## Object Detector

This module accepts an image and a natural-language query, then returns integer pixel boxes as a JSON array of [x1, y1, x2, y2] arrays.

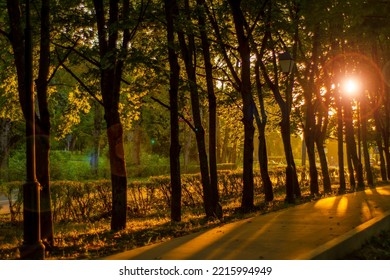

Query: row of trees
[[1, 0, 390, 258]]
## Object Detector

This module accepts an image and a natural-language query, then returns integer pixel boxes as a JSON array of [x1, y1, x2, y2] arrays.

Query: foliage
[[0, 72, 22, 121], [56, 86, 92, 140]]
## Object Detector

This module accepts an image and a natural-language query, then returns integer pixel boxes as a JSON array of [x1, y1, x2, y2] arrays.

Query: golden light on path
[[336, 197, 348, 216], [313, 196, 348, 216]]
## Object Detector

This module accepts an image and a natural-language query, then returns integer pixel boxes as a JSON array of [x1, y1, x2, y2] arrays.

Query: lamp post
[[20, 0, 45, 259], [279, 51, 295, 203]]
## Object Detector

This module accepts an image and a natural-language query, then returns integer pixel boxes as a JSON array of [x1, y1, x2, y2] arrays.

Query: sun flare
[[343, 78, 360, 96]]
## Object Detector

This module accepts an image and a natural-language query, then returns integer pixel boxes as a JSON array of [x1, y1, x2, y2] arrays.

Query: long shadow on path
[[105, 186, 390, 260]]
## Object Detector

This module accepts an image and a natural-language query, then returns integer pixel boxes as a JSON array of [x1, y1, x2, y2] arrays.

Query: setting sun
[[343, 78, 360, 96]]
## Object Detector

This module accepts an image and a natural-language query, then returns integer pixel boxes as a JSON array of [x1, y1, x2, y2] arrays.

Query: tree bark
[[280, 109, 296, 203], [35, 0, 54, 248], [0, 119, 11, 180], [93, 0, 130, 230], [174, 0, 217, 218], [344, 100, 364, 190], [228, 0, 255, 211], [197, 0, 221, 218], [164, 0, 182, 222], [336, 93, 346, 193], [7, 0, 53, 252], [375, 132, 387, 181], [302, 24, 320, 196], [254, 57, 273, 202], [315, 136, 332, 193], [360, 97, 374, 187], [303, 101, 319, 195]]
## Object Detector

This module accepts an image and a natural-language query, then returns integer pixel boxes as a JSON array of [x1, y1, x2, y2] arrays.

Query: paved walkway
[[105, 185, 390, 260], [0, 195, 9, 214]]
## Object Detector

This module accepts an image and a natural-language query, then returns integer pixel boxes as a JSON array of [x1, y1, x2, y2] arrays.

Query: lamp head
[[279, 52, 294, 73]]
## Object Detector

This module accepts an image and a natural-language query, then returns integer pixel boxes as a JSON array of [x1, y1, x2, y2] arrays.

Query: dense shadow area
[[346, 229, 390, 260]]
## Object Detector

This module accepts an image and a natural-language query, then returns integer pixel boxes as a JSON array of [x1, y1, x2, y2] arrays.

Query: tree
[[259, 0, 300, 203], [35, 0, 54, 248], [227, 0, 255, 210], [174, 0, 219, 218], [196, 0, 222, 218], [5, 0, 53, 256], [245, 0, 274, 202], [164, 0, 182, 222], [92, 0, 133, 231]]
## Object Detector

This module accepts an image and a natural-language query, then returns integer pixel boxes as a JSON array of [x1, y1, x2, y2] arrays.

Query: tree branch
[[0, 28, 11, 41], [150, 96, 196, 132], [48, 40, 80, 84], [56, 49, 104, 106]]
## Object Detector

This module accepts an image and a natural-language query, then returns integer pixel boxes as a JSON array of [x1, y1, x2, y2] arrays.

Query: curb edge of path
[[297, 209, 390, 260]]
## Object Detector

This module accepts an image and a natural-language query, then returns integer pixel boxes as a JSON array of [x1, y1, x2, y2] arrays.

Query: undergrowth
[[0, 182, 340, 260]]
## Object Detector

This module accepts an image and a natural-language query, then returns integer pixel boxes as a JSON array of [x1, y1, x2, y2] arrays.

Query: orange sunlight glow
[[342, 78, 360, 96]]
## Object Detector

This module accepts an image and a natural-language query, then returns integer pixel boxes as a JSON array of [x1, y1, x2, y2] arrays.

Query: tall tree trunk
[[35, 0, 54, 248], [254, 57, 273, 202], [105, 110, 127, 230], [183, 127, 192, 173], [376, 132, 387, 181], [175, 0, 218, 218], [165, 0, 182, 221], [228, 0, 255, 211], [216, 117, 222, 163], [305, 134, 319, 195], [344, 100, 365, 190], [384, 141, 390, 180], [302, 24, 320, 196], [93, 0, 131, 231], [377, 97, 390, 180], [197, 0, 221, 218], [280, 109, 296, 203], [360, 98, 374, 187], [0, 119, 11, 180], [346, 143, 356, 189], [303, 103, 319, 195], [337, 93, 346, 193], [315, 137, 332, 193], [7, 0, 48, 258], [258, 124, 273, 201]]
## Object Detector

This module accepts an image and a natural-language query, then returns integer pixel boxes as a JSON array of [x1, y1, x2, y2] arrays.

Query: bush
[[50, 180, 112, 222], [1, 170, 260, 223], [0, 166, 344, 224], [0, 181, 23, 223]]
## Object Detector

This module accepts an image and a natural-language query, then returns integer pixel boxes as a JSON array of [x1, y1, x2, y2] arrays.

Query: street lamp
[[279, 52, 294, 73], [279, 51, 295, 203]]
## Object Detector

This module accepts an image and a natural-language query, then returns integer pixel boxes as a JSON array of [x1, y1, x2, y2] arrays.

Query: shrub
[[0, 166, 345, 224], [0, 181, 23, 223]]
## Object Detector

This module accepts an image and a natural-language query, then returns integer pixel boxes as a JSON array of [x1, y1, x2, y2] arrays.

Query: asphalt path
[[0, 195, 9, 214]]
